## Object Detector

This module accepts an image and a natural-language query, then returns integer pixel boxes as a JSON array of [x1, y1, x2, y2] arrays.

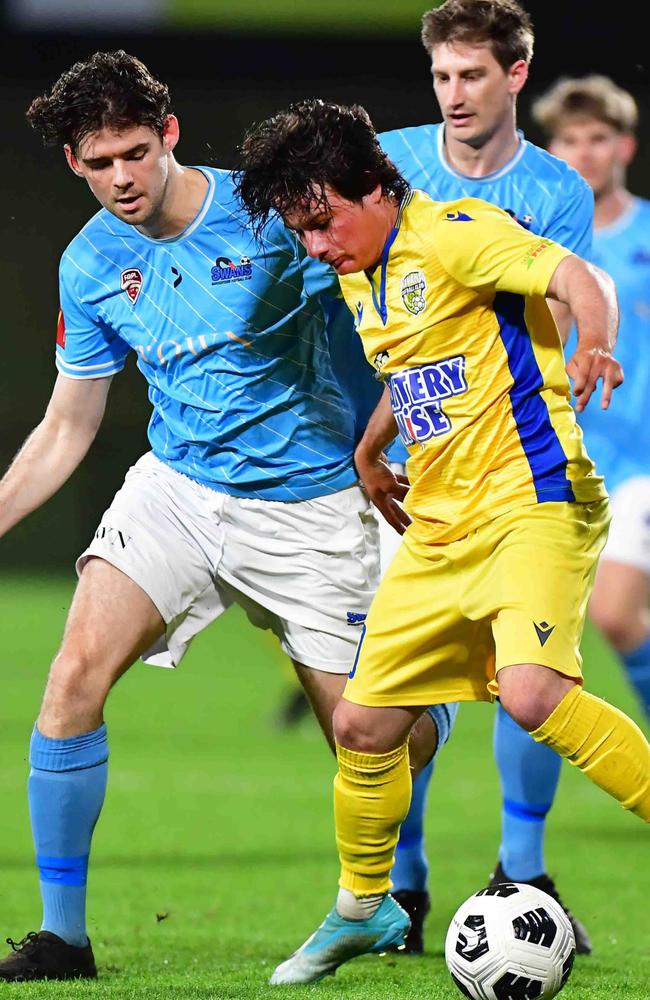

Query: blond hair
[[532, 75, 638, 137]]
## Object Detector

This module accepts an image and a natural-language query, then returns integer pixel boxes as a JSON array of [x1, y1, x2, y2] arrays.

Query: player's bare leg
[[39, 557, 165, 737], [497, 663, 650, 819], [589, 560, 650, 720], [293, 660, 440, 772], [0, 557, 165, 983]]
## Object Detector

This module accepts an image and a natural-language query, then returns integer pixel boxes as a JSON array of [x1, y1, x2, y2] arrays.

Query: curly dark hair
[[421, 0, 534, 71], [26, 50, 172, 153], [233, 99, 409, 238]]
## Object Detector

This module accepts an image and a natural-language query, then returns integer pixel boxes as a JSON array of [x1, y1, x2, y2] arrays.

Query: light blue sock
[[391, 703, 459, 893], [622, 635, 650, 721], [494, 703, 561, 881], [28, 723, 108, 947]]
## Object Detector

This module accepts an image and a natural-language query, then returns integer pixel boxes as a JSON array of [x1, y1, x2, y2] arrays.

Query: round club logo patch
[[401, 270, 427, 315]]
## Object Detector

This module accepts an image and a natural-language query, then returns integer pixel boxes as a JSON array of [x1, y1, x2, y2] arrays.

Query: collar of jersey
[[436, 125, 527, 183], [133, 166, 215, 245], [596, 195, 641, 240], [365, 188, 414, 326]]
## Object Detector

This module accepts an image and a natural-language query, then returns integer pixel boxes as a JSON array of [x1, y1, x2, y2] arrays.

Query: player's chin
[[112, 199, 149, 224]]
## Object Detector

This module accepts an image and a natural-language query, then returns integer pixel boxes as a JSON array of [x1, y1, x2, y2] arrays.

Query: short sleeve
[[542, 175, 593, 259], [56, 252, 131, 380], [435, 199, 573, 298]]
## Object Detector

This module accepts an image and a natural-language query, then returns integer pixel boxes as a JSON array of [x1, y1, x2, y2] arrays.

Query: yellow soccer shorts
[[345, 499, 610, 707]]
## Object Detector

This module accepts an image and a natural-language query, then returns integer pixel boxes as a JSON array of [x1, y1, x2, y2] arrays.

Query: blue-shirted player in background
[[366, 0, 596, 954], [533, 74, 650, 722], [0, 50, 452, 982]]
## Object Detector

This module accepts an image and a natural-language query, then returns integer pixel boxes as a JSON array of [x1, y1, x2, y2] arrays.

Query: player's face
[[430, 41, 527, 148], [64, 118, 180, 227], [283, 185, 395, 274], [548, 119, 635, 199]]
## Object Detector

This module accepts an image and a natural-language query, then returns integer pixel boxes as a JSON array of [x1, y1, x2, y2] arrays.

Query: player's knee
[[498, 670, 577, 733], [332, 701, 384, 752], [46, 646, 107, 711]]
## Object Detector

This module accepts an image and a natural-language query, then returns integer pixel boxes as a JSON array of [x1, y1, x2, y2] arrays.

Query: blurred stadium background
[[0, 3, 648, 996]]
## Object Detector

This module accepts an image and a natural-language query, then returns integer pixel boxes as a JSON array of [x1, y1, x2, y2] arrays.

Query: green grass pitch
[[0, 572, 647, 999]]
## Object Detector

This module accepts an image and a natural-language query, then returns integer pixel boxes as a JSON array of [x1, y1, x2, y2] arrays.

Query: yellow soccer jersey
[[340, 190, 607, 543]]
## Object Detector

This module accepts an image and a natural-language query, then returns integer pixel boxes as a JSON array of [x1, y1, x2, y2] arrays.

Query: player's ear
[[508, 59, 529, 97], [366, 183, 384, 206], [618, 132, 637, 167], [161, 115, 180, 154], [64, 144, 84, 177]]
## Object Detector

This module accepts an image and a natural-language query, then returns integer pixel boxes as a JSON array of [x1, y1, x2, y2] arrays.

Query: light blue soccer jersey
[[565, 197, 650, 493], [376, 123, 594, 462], [56, 167, 360, 501]]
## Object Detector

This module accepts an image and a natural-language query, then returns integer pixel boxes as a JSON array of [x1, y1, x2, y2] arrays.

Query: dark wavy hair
[[234, 99, 409, 238], [26, 50, 171, 153], [421, 0, 534, 71]]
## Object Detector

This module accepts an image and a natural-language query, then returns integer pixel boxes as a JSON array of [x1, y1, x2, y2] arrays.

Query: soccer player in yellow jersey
[[235, 99, 650, 985]]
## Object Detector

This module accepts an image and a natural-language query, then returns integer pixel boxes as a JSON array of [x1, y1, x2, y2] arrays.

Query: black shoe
[[0, 931, 97, 981], [489, 861, 592, 955], [273, 689, 311, 729], [386, 889, 430, 954]]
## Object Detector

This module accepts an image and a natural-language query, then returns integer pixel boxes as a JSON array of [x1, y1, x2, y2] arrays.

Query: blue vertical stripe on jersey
[[494, 292, 575, 502]]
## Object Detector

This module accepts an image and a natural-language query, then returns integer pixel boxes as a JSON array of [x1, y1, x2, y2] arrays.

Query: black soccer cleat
[[489, 861, 593, 955], [385, 889, 430, 954], [0, 930, 97, 981], [273, 689, 311, 729]]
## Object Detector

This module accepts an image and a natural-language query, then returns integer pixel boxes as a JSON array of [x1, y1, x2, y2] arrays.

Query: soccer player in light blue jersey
[[532, 75, 650, 722], [365, 0, 596, 954], [0, 51, 446, 982]]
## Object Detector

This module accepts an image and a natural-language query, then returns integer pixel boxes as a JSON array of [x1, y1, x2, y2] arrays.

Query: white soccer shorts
[[600, 475, 650, 574], [77, 452, 380, 672]]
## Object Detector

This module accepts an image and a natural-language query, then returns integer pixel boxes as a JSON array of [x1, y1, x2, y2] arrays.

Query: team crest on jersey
[[401, 270, 427, 316], [389, 356, 468, 444], [211, 256, 253, 285], [121, 268, 143, 305]]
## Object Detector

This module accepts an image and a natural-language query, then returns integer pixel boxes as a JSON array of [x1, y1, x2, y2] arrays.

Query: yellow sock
[[334, 741, 411, 895], [532, 686, 650, 821]]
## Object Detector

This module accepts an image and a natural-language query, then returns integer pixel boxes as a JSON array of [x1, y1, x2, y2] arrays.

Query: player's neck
[[137, 164, 209, 240], [594, 186, 633, 230], [443, 122, 520, 179]]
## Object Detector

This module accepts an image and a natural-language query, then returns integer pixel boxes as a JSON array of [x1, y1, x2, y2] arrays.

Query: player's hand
[[566, 346, 623, 412], [354, 448, 411, 535]]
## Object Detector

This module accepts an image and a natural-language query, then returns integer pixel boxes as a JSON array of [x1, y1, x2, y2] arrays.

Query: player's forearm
[[0, 416, 99, 539], [354, 386, 398, 462], [547, 256, 618, 351]]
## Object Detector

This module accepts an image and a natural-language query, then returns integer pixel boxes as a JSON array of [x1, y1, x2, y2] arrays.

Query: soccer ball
[[445, 882, 576, 1000]]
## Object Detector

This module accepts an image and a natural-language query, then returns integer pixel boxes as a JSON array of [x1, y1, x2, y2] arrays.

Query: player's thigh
[[589, 477, 650, 640], [77, 452, 233, 669], [292, 660, 347, 752], [41, 557, 166, 735], [54, 556, 164, 681], [345, 531, 494, 708], [590, 560, 650, 640], [218, 484, 380, 662], [472, 500, 610, 694]]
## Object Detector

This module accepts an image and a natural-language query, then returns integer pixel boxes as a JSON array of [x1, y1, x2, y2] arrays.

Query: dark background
[[1, 2, 648, 567]]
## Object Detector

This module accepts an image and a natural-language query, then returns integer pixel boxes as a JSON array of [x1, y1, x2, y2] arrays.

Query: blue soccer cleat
[[269, 893, 411, 985]]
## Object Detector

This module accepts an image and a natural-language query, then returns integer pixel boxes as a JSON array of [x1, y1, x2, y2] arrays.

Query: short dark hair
[[421, 0, 534, 71], [234, 99, 409, 238], [26, 50, 172, 153]]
